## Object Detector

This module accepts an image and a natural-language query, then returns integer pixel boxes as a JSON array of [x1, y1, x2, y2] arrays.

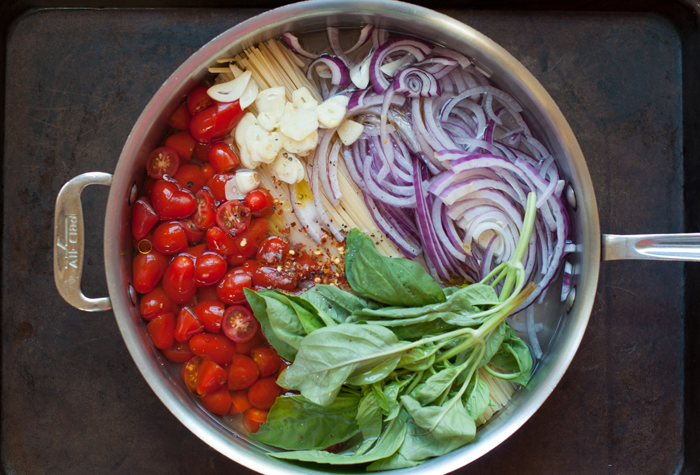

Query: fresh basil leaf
[[301, 284, 381, 324], [372, 383, 390, 414], [270, 410, 408, 464], [464, 374, 490, 420], [279, 324, 405, 406], [357, 390, 383, 441], [245, 289, 302, 362], [251, 393, 360, 450], [384, 377, 413, 422], [415, 363, 465, 405], [344, 228, 446, 307], [488, 326, 533, 386], [390, 319, 458, 342], [367, 452, 424, 471], [398, 344, 437, 371]]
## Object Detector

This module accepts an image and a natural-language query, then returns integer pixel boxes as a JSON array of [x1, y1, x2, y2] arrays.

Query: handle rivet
[[565, 286, 576, 312], [566, 184, 577, 211], [129, 183, 138, 206], [128, 284, 137, 306]]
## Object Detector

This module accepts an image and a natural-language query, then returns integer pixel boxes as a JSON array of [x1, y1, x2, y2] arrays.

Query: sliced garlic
[[229, 63, 245, 78], [350, 53, 372, 89], [279, 103, 319, 141], [257, 111, 278, 132], [271, 151, 305, 184], [281, 129, 318, 155], [235, 169, 261, 194], [245, 124, 281, 163], [337, 119, 364, 146], [255, 86, 287, 120], [224, 176, 246, 200], [207, 70, 252, 103], [292, 87, 319, 110], [239, 144, 262, 170], [380, 55, 414, 77], [316, 64, 332, 79], [239, 78, 259, 109], [317, 95, 349, 128], [235, 112, 258, 149]]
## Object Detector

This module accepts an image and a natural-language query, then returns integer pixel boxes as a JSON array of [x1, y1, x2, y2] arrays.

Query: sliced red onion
[[369, 37, 433, 93], [393, 67, 441, 97], [328, 139, 343, 202], [414, 57, 459, 79], [525, 305, 543, 359], [346, 25, 374, 55], [306, 55, 351, 86], [431, 199, 467, 262], [364, 195, 422, 258], [282, 32, 318, 59], [430, 46, 472, 68], [327, 27, 353, 66], [314, 129, 339, 207], [560, 260, 572, 302]]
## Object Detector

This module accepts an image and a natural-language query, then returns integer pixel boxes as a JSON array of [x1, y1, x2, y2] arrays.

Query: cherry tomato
[[217, 269, 252, 305], [140, 286, 175, 321], [230, 390, 252, 414], [243, 408, 269, 433], [233, 218, 270, 258], [187, 86, 214, 116], [205, 173, 234, 202], [193, 300, 225, 333], [216, 200, 251, 236], [226, 253, 247, 267], [198, 285, 219, 302], [162, 255, 196, 304], [252, 266, 297, 291], [245, 188, 275, 218], [248, 377, 282, 410], [133, 249, 167, 294], [143, 177, 157, 199], [235, 328, 268, 355], [132, 197, 159, 241], [162, 341, 194, 363], [147, 312, 176, 350], [241, 259, 262, 273], [229, 354, 260, 391], [150, 180, 197, 220], [193, 142, 212, 162], [179, 218, 205, 243], [201, 386, 232, 416], [175, 307, 204, 342], [197, 358, 228, 395], [202, 164, 215, 180], [173, 163, 206, 193], [250, 346, 281, 377], [222, 305, 258, 343], [256, 236, 290, 264], [183, 243, 207, 261], [189, 100, 244, 143], [189, 333, 237, 366], [206, 227, 238, 256], [295, 252, 321, 278], [194, 252, 227, 286], [152, 221, 188, 254], [164, 129, 196, 161], [208, 143, 240, 174], [146, 146, 180, 179], [192, 189, 217, 230], [168, 103, 191, 130]]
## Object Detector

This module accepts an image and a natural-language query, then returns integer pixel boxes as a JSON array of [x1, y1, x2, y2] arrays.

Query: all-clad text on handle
[[54, 172, 113, 312]]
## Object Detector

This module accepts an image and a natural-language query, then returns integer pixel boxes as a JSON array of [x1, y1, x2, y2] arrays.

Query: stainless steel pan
[[52, 1, 700, 473]]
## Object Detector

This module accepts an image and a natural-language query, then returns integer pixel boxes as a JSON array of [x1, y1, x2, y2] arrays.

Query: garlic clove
[[257, 111, 278, 132], [281, 129, 318, 155], [292, 87, 319, 110], [246, 124, 281, 163], [207, 70, 252, 103], [317, 95, 349, 129], [271, 151, 305, 184], [239, 78, 259, 110], [235, 169, 261, 194], [235, 112, 258, 149], [279, 103, 319, 141], [255, 86, 287, 120], [337, 119, 365, 146]]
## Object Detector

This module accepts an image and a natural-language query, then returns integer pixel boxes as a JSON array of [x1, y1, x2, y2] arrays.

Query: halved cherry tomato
[[235, 329, 268, 355], [132, 197, 159, 241], [140, 286, 175, 321], [201, 386, 232, 415], [193, 142, 212, 162], [173, 163, 206, 193], [205, 173, 234, 202], [252, 266, 297, 291], [152, 221, 188, 254], [189, 333, 237, 366], [222, 305, 258, 343], [248, 377, 282, 410], [206, 227, 238, 256], [243, 408, 269, 433], [133, 249, 167, 294], [187, 86, 214, 116], [175, 307, 203, 342], [250, 346, 281, 377], [193, 300, 225, 333], [229, 354, 260, 391], [230, 390, 252, 414], [164, 129, 196, 161], [217, 269, 252, 305], [168, 103, 191, 130], [208, 143, 240, 174], [256, 236, 290, 264], [162, 255, 196, 304], [162, 341, 194, 363], [245, 188, 275, 218], [189, 100, 244, 143], [196, 358, 228, 395], [150, 180, 197, 220], [192, 189, 217, 230], [216, 200, 251, 236], [146, 146, 180, 179], [233, 218, 270, 258], [194, 252, 227, 286], [147, 312, 176, 350], [179, 218, 205, 243], [202, 163, 215, 180], [197, 285, 219, 302]]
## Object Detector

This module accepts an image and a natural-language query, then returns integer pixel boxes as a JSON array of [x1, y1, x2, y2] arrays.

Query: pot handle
[[54, 172, 113, 312], [602, 233, 700, 262]]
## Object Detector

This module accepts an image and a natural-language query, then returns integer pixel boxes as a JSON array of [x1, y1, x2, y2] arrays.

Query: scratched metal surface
[[1, 6, 686, 475]]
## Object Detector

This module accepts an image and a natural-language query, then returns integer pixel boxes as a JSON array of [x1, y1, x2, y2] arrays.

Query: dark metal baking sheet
[[2, 2, 698, 474]]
